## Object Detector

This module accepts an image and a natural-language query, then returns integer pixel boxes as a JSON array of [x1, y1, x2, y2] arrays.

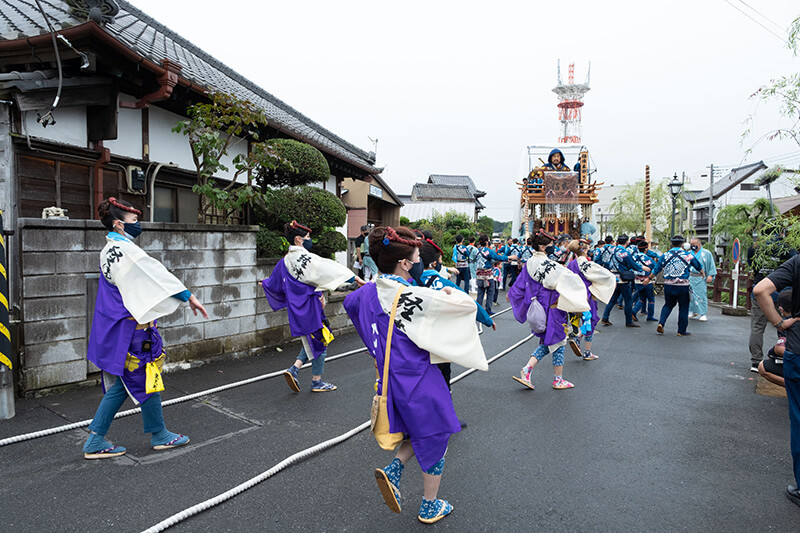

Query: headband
[[289, 220, 312, 235], [381, 226, 422, 247], [425, 238, 443, 256], [108, 197, 142, 216]]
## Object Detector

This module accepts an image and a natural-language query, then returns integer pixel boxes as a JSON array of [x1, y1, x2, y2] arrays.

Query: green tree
[[476, 215, 495, 235], [173, 92, 330, 223], [607, 179, 689, 244]]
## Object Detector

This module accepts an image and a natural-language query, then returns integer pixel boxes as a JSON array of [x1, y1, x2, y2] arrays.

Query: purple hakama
[[344, 282, 460, 471]]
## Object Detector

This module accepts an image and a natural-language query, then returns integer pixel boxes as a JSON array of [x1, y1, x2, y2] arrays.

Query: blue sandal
[[152, 431, 190, 450], [84, 444, 127, 460], [374, 458, 403, 513], [311, 380, 337, 392], [418, 498, 453, 524]]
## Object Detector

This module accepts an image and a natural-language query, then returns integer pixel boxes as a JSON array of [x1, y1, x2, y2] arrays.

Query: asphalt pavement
[[0, 294, 797, 532]]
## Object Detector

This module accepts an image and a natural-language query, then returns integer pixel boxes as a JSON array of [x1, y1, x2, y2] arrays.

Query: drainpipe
[[93, 141, 111, 217], [119, 59, 182, 109], [148, 162, 178, 222]]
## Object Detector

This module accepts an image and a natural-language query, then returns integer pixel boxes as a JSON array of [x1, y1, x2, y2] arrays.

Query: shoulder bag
[[370, 286, 405, 450]]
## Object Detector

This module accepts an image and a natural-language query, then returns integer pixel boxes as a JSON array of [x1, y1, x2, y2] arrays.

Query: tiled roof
[[411, 183, 476, 202], [0, 0, 381, 175], [427, 174, 486, 197], [693, 161, 767, 202]]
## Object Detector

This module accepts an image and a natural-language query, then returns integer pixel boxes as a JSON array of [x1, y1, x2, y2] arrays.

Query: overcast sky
[[131, 0, 800, 221]]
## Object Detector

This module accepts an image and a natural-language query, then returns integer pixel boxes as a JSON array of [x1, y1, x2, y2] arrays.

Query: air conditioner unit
[[126, 165, 146, 194]]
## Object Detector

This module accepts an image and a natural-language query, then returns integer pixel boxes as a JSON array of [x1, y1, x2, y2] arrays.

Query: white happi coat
[[376, 276, 489, 371], [101, 235, 188, 323], [575, 256, 616, 303], [283, 245, 355, 291], [525, 252, 591, 313]]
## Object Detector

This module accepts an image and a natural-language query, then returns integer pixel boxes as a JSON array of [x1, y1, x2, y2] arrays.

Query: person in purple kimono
[[509, 231, 590, 390], [345, 226, 487, 524], [262, 221, 363, 393], [566, 240, 616, 361], [83, 198, 209, 459]]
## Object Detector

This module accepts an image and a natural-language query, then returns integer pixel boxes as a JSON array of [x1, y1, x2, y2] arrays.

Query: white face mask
[[682, 242, 691, 251]]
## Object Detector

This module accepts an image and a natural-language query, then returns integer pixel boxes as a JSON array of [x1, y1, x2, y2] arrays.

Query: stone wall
[[17, 219, 353, 392]]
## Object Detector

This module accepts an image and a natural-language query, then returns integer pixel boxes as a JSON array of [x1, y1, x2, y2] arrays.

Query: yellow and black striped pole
[[0, 210, 13, 419]]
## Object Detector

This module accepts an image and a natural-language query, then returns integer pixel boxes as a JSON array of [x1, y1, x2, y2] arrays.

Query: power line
[[736, 0, 785, 33], [722, 0, 786, 43]]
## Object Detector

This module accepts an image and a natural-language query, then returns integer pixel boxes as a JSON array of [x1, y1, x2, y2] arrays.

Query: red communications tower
[[552, 60, 590, 144]]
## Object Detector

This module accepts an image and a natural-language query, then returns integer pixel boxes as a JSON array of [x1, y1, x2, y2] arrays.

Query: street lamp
[[668, 173, 683, 237]]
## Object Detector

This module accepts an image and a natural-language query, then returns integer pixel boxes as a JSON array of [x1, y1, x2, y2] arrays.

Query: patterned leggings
[[424, 456, 446, 475], [533, 344, 565, 367]]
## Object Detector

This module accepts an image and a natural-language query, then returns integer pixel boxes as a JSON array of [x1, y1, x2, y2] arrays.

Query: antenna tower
[[553, 60, 590, 143]]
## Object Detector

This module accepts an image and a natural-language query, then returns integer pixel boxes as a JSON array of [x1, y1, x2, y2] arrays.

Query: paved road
[[0, 296, 796, 532]]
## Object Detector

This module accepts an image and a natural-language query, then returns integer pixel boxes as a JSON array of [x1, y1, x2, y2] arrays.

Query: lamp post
[[668, 173, 683, 238]]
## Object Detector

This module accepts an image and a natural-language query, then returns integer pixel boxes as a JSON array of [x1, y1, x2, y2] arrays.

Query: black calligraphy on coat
[[532, 260, 558, 284], [292, 253, 312, 279], [394, 291, 424, 331], [102, 245, 124, 281]]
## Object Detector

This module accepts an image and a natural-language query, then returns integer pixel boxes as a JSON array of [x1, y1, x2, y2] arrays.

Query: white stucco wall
[[149, 106, 247, 183], [24, 106, 86, 148], [103, 94, 142, 159], [401, 201, 474, 221]]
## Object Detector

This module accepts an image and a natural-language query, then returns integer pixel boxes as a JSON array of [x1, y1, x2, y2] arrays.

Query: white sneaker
[[689, 313, 698, 320], [698, 315, 707, 322]]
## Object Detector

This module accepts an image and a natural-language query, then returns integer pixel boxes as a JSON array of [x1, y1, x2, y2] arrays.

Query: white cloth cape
[[376, 277, 488, 371], [283, 246, 354, 292], [576, 256, 616, 303], [525, 252, 590, 313], [101, 237, 187, 324]]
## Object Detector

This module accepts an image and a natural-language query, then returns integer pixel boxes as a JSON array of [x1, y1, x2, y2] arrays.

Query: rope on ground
[[140, 332, 532, 533], [0, 346, 367, 447], [0, 307, 514, 447]]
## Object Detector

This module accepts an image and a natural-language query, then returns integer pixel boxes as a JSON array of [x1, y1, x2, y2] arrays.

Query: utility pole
[[679, 171, 685, 232], [708, 163, 714, 243]]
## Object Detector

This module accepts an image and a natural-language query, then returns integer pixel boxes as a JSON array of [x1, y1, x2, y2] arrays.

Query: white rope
[[1, 306, 515, 447], [140, 334, 533, 533], [0, 346, 367, 447]]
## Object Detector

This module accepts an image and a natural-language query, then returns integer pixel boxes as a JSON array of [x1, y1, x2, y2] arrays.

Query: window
[[153, 186, 199, 223], [740, 183, 760, 191]]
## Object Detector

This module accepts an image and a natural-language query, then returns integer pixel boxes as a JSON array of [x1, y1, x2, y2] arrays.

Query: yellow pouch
[[321, 325, 335, 345], [145, 360, 165, 394]]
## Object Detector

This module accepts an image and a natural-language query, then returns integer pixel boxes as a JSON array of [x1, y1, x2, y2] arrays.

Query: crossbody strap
[[382, 286, 404, 399]]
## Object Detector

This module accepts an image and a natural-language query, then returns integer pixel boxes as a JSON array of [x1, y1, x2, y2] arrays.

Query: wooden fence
[[711, 269, 751, 310]]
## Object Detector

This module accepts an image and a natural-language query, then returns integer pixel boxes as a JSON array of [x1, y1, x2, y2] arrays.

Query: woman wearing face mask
[[565, 240, 616, 361], [509, 231, 590, 390], [262, 221, 364, 393], [344, 226, 487, 524], [83, 198, 209, 459]]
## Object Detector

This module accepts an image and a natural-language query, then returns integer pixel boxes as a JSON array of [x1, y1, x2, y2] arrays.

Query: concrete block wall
[[17, 219, 354, 392]]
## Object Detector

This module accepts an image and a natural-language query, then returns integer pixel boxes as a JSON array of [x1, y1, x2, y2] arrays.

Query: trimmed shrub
[[256, 139, 331, 188], [256, 227, 287, 258], [314, 229, 348, 259]]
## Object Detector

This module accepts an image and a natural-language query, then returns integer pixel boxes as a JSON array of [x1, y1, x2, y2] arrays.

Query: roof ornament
[[67, 0, 120, 25]]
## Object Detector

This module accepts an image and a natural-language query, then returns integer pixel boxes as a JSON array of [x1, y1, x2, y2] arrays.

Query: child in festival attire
[[509, 231, 590, 390], [344, 226, 488, 524], [261, 221, 363, 393], [565, 240, 616, 361], [83, 198, 209, 459]]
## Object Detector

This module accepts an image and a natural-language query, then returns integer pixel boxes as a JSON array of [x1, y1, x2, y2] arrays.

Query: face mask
[[691, 245, 699, 251], [435, 261, 443, 272], [682, 242, 691, 251], [302, 238, 313, 251], [409, 260, 424, 286], [122, 221, 142, 239]]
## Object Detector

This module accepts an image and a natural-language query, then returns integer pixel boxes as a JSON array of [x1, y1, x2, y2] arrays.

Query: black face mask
[[690, 245, 699, 251], [302, 238, 313, 251], [409, 260, 425, 286], [123, 221, 142, 239], [435, 261, 443, 272]]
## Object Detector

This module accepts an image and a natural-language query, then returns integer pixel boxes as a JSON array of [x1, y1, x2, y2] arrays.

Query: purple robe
[[87, 273, 165, 404], [344, 283, 460, 471], [508, 266, 568, 346], [567, 259, 599, 334], [261, 259, 326, 359]]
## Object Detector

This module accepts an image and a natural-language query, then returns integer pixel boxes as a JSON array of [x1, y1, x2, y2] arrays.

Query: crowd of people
[[80, 200, 797, 521]]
